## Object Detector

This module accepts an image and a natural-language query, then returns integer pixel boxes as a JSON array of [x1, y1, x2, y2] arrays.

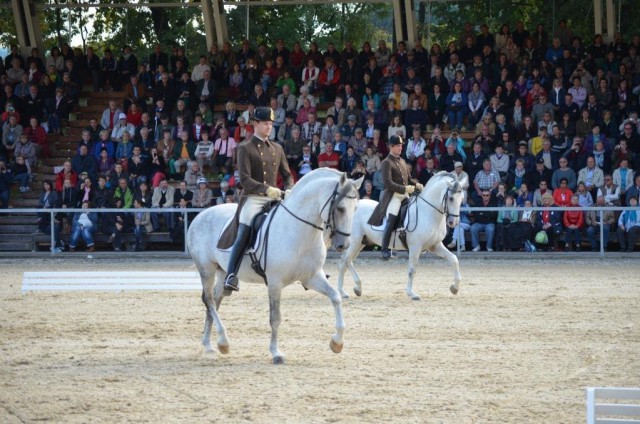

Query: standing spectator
[[470, 190, 497, 251], [616, 196, 640, 252]]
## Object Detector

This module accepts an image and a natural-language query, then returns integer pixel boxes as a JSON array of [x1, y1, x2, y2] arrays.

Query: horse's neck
[[416, 180, 447, 221]]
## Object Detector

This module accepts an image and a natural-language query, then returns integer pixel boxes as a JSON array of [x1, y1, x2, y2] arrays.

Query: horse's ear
[[340, 172, 347, 185], [353, 176, 365, 190]]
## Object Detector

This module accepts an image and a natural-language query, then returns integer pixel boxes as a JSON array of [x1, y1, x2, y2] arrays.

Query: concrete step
[[0, 241, 34, 251], [10, 197, 39, 208], [0, 224, 38, 234], [0, 215, 38, 225]]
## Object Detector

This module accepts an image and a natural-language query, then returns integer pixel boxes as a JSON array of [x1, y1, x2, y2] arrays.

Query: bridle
[[416, 177, 461, 218], [278, 181, 355, 238]]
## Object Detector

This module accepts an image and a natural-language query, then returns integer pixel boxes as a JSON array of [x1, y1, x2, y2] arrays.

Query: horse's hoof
[[330, 339, 343, 353], [353, 287, 362, 297], [217, 344, 230, 354], [273, 356, 286, 365], [450, 285, 459, 295], [341, 293, 350, 299], [411, 295, 421, 301], [202, 345, 215, 355]]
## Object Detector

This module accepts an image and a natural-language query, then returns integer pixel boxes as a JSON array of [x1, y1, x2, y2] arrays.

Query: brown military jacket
[[218, 135, 294, 249], [367, 153, 411, 226]]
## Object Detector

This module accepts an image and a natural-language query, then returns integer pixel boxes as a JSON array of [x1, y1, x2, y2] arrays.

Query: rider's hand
[[405, 185, 415, 195], [266, 186, 283, 200], [415, 183, 424, 192]]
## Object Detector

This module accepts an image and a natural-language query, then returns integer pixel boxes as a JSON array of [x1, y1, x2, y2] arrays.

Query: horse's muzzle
[[333, 238, 350, 253], [447, 217, 458, 228]]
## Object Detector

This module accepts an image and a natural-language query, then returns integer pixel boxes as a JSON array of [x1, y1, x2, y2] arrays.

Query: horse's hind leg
[[427, 242, 462, 295], [200, 266, 230, 355], [306, 270, 345, 354], [337, 243, 364, 299], [268, 284, 285, 364]]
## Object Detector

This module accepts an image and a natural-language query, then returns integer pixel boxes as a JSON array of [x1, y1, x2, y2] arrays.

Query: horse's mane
[[423, 171, 463, 194], [287, 168, 345, 195]]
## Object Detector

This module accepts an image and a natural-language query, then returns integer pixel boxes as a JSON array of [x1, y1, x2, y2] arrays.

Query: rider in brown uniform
[[224, 107, 294, 292], [367, 135, 423, 259]]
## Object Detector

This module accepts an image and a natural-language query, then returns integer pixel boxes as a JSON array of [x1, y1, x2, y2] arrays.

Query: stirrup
[[223, 273, 239, 292]]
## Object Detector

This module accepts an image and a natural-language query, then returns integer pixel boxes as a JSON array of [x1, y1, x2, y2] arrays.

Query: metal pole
[[599, 209, 604, 257], [183, 210, 189, 255], [50, 211, 55, 255], [246, 0, 250, 40]]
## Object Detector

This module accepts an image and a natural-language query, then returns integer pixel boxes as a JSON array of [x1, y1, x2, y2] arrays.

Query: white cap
[[118, 112, 127, 119]]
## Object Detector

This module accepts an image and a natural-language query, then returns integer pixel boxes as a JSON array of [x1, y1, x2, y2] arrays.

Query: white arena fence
[[0, 205, 637, 256], [586, 387, 640, 424], [22, 271, 201, 293]]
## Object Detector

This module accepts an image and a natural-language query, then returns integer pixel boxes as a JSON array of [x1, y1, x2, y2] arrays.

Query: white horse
[[337, 171, 464, 300], [187, 169, 363, 364]]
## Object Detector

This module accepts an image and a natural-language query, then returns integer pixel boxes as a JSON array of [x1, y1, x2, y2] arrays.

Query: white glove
[[405, 185, 415, 195], [415, 183, 424, 192], [266, 186, 283, 200]]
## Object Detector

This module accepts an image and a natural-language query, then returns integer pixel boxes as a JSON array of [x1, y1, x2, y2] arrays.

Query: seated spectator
[[577, 156, 604, 202], [35, 180, 64, 252], [212, 180, 233, 206], [503, 200, 537, 251], [448, 198, 470, 251], [575, 181, 594, 207], [0, 161, 12, 208], [296, 145, 318, 178], [446, 81, 468, 131], [100, 99, 123, 131], [496, 195, 518, 251], [132, 199, 153, 252], [349, 160, 367, 181], [173, 180, 193, 207], [127, 146, 148, 187], [194, 131, 215, 172], [103, 197, 129, 252], [551, 157, 577, 190], [597, 174, 621, 206], [490, 145, 509, 182], [171, 132, 196, 177], [151, 178, 175, 231], [585, 196, 616, 252], [513, 182, 534, 207], [340, 146, 359, 174], [45, 87, 68, 135], [612, 159, 634, 202], [317, 141, 340, 170], [93, 130, 115, 160], [14, 134, 37, 174], [111, 113, 135, 143], [24, 117, 49, 158], [535, 192, 563, 251], [562, 194, 584, 251], [124, 74, 148, 112], [359, 179, 380, 201], [233, 116, 253, 143], [93, 176, 112, 209], [55, 160, 78, 192], [115, 131, 134, 163], [472, 158, 500, 204], [134, 180, 153, 208], [68, 200, 98, 252], [192, 177, 212, 208], [552, 177, 573, 206], [10, 155, 30, 193], [184, 162, 204, 192], [616, 196, 640, 252], [112, 177, 134, 209], [125, 103, 143, 127], [72, 144, 97, 182], [470, 190, 497, 251]]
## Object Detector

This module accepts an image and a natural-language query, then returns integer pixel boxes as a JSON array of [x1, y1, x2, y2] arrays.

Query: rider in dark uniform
[[367, 135, 423, 259], [224, 106, 294, 293]]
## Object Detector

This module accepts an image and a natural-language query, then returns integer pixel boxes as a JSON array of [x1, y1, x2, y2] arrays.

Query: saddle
[[370, 197, 411, 250], [245, 200, 280, 285]]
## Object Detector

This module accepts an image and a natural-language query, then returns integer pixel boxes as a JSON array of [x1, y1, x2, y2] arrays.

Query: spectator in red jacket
[[562, 194, 584, 251]]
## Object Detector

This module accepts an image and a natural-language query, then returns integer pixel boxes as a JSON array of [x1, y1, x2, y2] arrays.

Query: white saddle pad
[[371, 215, 408, 232]]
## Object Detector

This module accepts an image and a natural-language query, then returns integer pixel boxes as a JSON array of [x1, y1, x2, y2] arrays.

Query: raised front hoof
[[272, 356, 286, 365], [218, 344, 230, 354], [330, 339, 343, 353], [353, 287, 362, 297], [450, 285, 459, 295]]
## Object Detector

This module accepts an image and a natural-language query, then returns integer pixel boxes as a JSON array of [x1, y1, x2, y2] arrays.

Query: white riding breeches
[[239, 195, 272, 225], [386, 192, 407, 217]]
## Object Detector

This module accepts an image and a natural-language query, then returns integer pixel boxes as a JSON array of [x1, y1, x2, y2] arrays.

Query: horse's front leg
[[268, 283, 286, 364], [306, 270, 345, 353], [406, 246, 422, 300], [427, 242, 462, 295]]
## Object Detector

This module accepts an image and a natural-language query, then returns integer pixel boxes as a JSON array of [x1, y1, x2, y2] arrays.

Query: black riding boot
[[381, 214, 398, 261], [224, 224, 251, 293]]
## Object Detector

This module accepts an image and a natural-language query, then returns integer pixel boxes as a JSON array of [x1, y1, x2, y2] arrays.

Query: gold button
[[264, 171, 267, 174], [263, 162, 266, 165]]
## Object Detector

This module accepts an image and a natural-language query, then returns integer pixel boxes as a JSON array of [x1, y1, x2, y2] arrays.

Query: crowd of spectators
[[1, 19, 640, 252]]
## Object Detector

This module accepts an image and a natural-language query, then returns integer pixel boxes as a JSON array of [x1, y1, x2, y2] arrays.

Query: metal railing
[[0, 207, 208, 255], [457, 205, 637, 257]]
